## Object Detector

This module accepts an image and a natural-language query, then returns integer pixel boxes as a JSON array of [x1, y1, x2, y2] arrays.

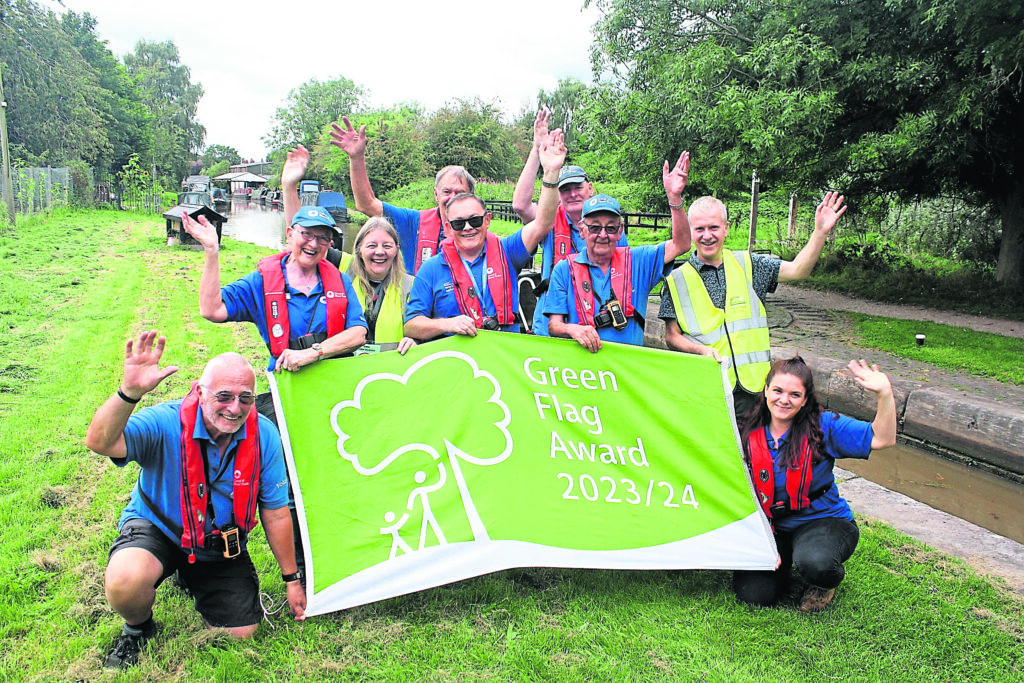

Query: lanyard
[[459, 253, 492, 311]]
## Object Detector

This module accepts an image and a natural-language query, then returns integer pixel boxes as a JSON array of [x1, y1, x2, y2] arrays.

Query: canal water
[[220, 197, 1024, 545], [844, 444, 1024, 544], [221, 199, 361, 251]]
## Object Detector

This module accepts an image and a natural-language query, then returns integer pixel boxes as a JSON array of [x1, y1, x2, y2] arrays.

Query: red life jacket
[[440, 233, 515, 327], [257, 251, 348, 357], [746, 428, 813, 520], [177, 383, 260, 563], [567, 247, 634, 327], [415, 208, 444, 273], [551, 206, 573, 267]]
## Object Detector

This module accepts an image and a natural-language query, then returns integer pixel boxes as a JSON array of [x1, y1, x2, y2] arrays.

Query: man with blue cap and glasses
[[511, 109, 631, 335], [544, 152, 692, 352]]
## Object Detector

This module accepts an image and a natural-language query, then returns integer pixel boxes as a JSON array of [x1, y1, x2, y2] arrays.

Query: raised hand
[[663, 151, 690, 202], [281, 145, 310, 187], [180, 213, 219, 252], [538, 128, 567, 173], [329, 116, 368, 158], [121, 330, 179, 400], [815, 191, 847, 234], [847, 359, 892, 396], [533, 108, 551, 149]]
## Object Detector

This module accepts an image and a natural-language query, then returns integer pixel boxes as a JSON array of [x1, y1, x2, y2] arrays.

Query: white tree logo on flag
[[329, 351, 512, 558]]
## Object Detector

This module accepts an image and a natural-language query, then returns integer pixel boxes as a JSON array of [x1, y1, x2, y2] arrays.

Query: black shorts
[[109, 518, 263, 628]]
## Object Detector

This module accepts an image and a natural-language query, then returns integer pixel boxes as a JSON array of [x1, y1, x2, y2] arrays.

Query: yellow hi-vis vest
[[351, 269, 413, 344], [665, 251, 771, 392]]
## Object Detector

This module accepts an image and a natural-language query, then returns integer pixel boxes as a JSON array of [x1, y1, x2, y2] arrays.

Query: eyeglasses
[[294, 228, 333, 246], [202, 386, 256, 406], [449, 215, 487, 232], [583, 223, 622, 236]]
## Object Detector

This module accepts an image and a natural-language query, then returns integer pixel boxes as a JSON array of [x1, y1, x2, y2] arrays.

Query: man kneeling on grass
[[85, 330, 305, 670]]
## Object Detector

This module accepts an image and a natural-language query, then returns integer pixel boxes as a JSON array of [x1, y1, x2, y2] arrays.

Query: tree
[[0, 0, 113, 167], [536, 77, 592, 152], [124, 40, 205, 184], [265, 76, 365, 151], [314, 106, 429, 195], [201, 144, 241, 168], [60, 10, 150, 177], [423, 99, 521, 182], [586, 0, 1024, 285]]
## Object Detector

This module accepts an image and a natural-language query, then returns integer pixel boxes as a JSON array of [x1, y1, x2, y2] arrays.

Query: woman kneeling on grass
[[734, 356, 897, 611]]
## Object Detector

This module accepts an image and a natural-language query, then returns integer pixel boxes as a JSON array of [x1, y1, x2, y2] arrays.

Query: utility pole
[[0, 64, 16, 226]]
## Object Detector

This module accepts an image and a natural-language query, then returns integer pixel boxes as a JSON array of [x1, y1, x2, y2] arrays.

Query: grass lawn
[[843, 313, 1024, 387], [0, 209, 1021, 681]]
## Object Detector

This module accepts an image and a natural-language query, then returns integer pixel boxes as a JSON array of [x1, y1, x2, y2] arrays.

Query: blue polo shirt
[[533, 217, 628, 336], [114, 400, 291, 561], [543, 243, 670, 346], [221, 256, 367, 371], [382, 202, 442, 274], [405, 230, 533, 334], [765, 411, 874, 533]]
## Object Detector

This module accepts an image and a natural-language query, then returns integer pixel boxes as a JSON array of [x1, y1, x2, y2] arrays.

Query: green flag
[[270, 332, 776, 615]]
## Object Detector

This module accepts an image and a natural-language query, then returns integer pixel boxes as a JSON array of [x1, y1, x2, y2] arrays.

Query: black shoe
[[102, 626, 155, 670], [171, 569, 192, 597]]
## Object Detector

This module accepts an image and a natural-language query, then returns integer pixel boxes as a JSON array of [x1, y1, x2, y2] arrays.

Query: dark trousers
[[732, 517, 860, 606]]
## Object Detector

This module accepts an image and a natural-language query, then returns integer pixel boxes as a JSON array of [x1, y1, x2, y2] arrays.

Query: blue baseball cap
[[581, 194, 622, 218], [291, 205, 340, 233], [557, 165, 588, 188]]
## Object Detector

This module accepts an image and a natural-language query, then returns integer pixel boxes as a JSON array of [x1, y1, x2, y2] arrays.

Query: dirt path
[[774, 284, 1024, 339]]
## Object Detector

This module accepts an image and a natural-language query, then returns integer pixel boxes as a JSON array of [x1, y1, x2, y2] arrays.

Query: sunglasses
[[202, 386, 256, 406], [449, 215, 487, 232], [583, 223, 622, 236], [294, 228, 333, 246]]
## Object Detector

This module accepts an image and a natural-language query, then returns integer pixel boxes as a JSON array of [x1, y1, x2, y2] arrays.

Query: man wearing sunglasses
[[86, 331, 305, 669], [545, 153, 692, 351], [404, 130, 568, 339], [331, 115, 474, 275], [512, 109, 629, 335]]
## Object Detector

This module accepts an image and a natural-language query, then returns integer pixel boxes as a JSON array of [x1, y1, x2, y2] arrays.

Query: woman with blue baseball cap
[[183, 145, 367, 374]]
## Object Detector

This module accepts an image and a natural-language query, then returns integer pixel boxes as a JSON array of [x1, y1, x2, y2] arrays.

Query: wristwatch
[[282, 569, 304, 583], [312, 343, 324, 360]]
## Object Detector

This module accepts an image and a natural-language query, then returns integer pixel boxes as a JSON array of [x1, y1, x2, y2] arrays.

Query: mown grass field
[[0, 209, 1021, 681]]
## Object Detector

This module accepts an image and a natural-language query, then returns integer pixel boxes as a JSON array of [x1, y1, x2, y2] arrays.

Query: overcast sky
[[58, 0, 603, 161]]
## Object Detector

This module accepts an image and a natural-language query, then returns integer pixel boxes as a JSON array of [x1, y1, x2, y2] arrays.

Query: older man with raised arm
[[661, 192, 847, 416], [511, 109, 628, 335], [544, 153, 692, 352], [404, 130, 568, 339], [86, 331, 304, 670], [331, 115, 473, 274]]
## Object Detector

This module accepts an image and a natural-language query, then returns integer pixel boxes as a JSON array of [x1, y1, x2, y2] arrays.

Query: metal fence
[[0, 167, 162, 216], [484, 199, 672, 236], [2, 167, 72, 214], [117, 186, 163, 214]]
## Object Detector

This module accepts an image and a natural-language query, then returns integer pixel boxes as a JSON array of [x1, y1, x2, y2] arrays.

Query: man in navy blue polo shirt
[[86, 331, 304, 670], [544, 153, 691, 352]]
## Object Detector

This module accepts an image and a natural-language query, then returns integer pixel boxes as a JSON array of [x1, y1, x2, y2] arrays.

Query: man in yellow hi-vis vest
[[661, 193, 847, 417]]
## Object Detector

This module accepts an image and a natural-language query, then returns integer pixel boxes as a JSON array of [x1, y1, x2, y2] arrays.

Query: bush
[[67, 160, 94, 208]]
